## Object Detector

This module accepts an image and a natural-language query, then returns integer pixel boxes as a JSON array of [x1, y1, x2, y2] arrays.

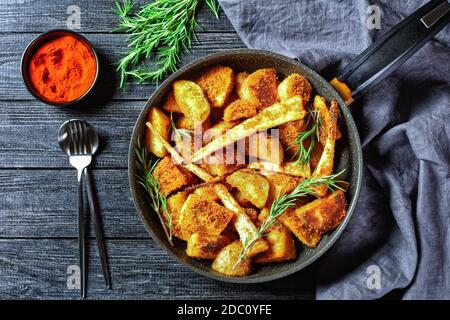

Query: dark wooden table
[[0, 0, 315, 299]]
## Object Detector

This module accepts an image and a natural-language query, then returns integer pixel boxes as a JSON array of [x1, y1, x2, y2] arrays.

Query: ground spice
[[28, 35, 97, 103]]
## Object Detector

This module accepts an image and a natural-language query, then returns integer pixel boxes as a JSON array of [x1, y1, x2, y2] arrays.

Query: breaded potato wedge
[[249, 161, 311, 178], [173, 80, 210, 124], [223, 99, 258, 122], [279, 190, 347, 247], [277, 73, 312, 103], [162, 91, 182, 113], [166, 191, 189, 240], [212, 241, 253, 276], [233, 190, 253, 208], [263, 173, 303, 205], [176, 114, 211, 132], [235, 71, 249, 99], [243, 207, 258, 223], [248, 132, 284, 165], [226, 170, 270, 209], [144, 108, 171, 157], [203, 120, 239, 144], [191, 96, 306, 162], [254, 212, 296, 264], [279, 119, 306, 158], [194, 185, 220, 202], [152, 157, 198, 196], [186, 233, 232, 259], [311, 97, 338, 196], [201, 148, 241, 177], [241, 68, 278, 110], [178, 194, 234, 237], [196, 66, 234, 108]]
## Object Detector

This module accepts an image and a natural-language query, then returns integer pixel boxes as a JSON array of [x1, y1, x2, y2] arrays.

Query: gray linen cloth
[[218, 0, 450, 299]]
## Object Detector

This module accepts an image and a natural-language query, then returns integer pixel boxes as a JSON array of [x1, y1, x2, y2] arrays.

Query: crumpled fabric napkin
[[218, 0, 450, 299]]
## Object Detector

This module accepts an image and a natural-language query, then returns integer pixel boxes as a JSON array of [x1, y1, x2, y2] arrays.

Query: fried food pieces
[[140, 65, 347, 277]]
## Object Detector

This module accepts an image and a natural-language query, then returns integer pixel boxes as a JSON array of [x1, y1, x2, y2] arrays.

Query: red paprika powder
[[28, 35, 97, 104]]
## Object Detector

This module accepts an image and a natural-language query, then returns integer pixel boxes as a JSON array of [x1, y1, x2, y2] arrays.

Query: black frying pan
[[128, 0, 450, 283]]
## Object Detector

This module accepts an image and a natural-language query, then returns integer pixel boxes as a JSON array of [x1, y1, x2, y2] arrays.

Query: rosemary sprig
[[288, 109, 322, 165], [234, 170, 346, 269], [113, 0, 220, 88], [135, 139, 174, 245]]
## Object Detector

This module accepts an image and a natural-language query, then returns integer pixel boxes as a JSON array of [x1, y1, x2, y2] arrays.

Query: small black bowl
[[21, 29, 99, 107]]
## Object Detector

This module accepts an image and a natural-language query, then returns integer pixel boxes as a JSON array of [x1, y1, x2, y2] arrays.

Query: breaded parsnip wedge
[[248, 161, 311, 178], [311, 97, 339, 196], [191, 96, 306, 162], [279, 190, 347, 247]]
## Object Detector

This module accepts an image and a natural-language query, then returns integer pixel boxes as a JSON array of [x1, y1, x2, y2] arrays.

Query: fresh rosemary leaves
[[135, 140, 174, 245], [289, 109, 322, 165], [113, 0, 220, 88], [234, 170, 346, 269]]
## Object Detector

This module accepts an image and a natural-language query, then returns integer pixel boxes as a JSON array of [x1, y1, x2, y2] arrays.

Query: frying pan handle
[[331, 0, 450, 104]]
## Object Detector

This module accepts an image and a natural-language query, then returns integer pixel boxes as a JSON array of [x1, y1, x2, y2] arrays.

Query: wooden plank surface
[[0, 169, 147, 238], [0, 239, 315, 299], [0, 33, 245, 101], [0, 0, 316, 300], [0, 101, 141, 168], [0, 0, 235, 33]]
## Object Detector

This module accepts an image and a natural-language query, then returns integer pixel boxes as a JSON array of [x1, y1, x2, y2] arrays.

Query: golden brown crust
[[235, 71, 249, 100], [152, 157, 198, 196], [241, 68, 278, 111], [243, 207, 258, 223], [162, 91, 182, 113], [277, 73, 313, 103], [223, 99, 258, 122], [254, 223, 297, 263], [279, 119, 306, 158], [196, 65, 234, 108], [186, 233, 232, 260], [201, 148, 242, 177], [279, 190, 347, 247], [193, 185, 220, 202], [264, 173, 303, 205], [166, 191, 189, 239], [203, 120, 239, 144], [179, 194, 234, 237], [226, 169, 270, 209]]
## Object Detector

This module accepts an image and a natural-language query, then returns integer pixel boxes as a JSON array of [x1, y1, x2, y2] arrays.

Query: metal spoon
[[58, 119, 111, 297]]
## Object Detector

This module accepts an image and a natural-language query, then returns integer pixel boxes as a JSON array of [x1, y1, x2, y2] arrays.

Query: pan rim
[[128, 49, 363, 284]]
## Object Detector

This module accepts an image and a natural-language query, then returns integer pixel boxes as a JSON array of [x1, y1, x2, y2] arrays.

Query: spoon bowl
[[58, 119, 99, 157]]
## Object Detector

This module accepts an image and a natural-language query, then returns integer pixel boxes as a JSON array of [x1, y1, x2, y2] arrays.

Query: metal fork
[[67, 120, 92, 298]]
